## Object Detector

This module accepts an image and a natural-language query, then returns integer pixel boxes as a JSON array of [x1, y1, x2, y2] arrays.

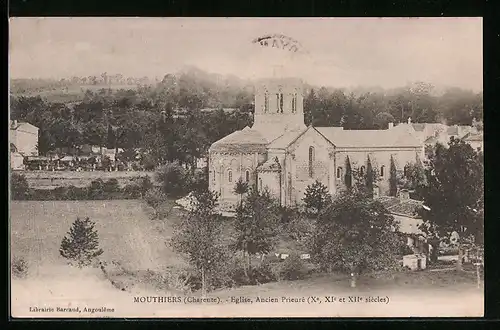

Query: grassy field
[[10, 200, 484, 318], [10, 200, 184, 272]]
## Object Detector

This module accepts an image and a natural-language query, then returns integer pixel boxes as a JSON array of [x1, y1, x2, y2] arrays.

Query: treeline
[[10, 69, 482, 167]]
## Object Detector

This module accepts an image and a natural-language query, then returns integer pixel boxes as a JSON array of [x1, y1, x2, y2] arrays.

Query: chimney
[[388, 122, 394, 130], [399, 189, 410, 201]]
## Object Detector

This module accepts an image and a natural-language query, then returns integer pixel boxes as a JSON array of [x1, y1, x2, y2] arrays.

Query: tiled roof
[[377, 196, 423, 218], [210, 126, 268, 153], [267, 128, 306, 149], [316, 126, 421, 148], [10, 120, 38, 131], [446, 126, 459, 136], [463, 132, 483, 142]]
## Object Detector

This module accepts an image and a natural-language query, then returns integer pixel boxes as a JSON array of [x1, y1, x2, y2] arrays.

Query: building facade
[[208, 78, 423, 211], [10, 120, 39, 157]]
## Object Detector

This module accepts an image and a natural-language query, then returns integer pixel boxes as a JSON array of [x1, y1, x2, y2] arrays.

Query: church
[[208, 77, 423, 211]]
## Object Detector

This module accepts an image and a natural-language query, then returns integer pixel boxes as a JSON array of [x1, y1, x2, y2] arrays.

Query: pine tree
[[344, 156, 353, 191], [303, 180, 331, 216], [389, 155, 398, 197], [60, 217, 104, 268], [365, 155, 375, 198]]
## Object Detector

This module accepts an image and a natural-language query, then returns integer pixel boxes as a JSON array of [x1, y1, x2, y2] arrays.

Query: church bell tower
[[251, 76, 306, 141]]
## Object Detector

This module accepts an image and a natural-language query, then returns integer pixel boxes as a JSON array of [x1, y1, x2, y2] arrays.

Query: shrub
[[60, 217, 104, 268], [271, 254, 309, 281], [11, 256, 29, 278], [155, 162, 189, 197], [11, 172, 29, 200], [144, 187, 167, 218], [87, 179, 105, 199], [103, 178, 120, 193]]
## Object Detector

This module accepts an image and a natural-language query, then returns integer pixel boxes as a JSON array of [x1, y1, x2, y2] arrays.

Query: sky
[[9, 17, 483, 90]]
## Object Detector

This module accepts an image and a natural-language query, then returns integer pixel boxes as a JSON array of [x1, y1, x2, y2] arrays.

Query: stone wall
[[334, 147, 421, 196], [209, 151, 267, 209], [288, 128, 334, 205]]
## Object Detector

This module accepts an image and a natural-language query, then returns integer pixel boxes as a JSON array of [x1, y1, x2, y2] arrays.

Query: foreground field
[[10, 200, 484, 318], [10, 200, 183, 271]]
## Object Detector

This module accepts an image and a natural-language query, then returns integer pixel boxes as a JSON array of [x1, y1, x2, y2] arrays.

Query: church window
[[360, 166, 365, 176], [309, 146, 315, 178], [228, 170, 233, 183], [291, 93, 297, 113], [264, 92, 269, 113], [259, 178, 263, 191], [337, 167, 343, 179], [245, 170, 250, 182], [276, 93, 284, 113], [380, 165, 385, 178]]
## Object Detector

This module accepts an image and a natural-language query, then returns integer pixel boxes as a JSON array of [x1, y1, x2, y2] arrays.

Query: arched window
[[264, 92, 269, 113], [259, 178, 263, 191], [245, 170, 250, 182], [360, 166, 365, 176], [279, 93, 284, 113], [276, 92, 284, 113], [337, 167, 343, 179], [308, 146, 315, 178], [228, 170, 233, 183], [380, 165, 385, 178], [291, 93, 297, 113]]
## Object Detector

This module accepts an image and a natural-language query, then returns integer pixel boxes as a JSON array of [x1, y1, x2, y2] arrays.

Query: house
[[462, 132, 484, 152], [10, 120, 39, 156], [377, 190, 428, 254]]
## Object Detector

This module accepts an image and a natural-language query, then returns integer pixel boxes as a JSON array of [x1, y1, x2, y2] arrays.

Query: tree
[[303, 180, 331, 216], [11, 172, 29, 200], [344, 156, 353, 191], [170, 189, 226, 295], [144, 187, 167, 218], [400, 154, 427, 199], [365, 155, 375, 198], [420, 138, 484, 269], [59, 217, 104, 268], [155, 161, 189, 197], [312, 190, 404, 287], [389, 155, 398, 197], [233, 177, 249, 207], [233, 188, 280, 279], [374, 112, 395, 129]]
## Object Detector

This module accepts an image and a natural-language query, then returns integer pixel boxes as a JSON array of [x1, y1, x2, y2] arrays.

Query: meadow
[[10, 200, 184, 272]]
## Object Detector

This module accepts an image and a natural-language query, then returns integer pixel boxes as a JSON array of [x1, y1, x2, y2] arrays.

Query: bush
[[271, 254, 309, 281], [155, 162, 189, 197], [11, 172, 29, 200], [103, 178, 120, 193], [11, 256, 29, 278], [144, 187, 167, 218]]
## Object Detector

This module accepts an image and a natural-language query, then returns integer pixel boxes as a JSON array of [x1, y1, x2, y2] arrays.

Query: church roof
[[210, 126, 268, 153], [316, 126, 421, 148], [267, 128, 306, 149]]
